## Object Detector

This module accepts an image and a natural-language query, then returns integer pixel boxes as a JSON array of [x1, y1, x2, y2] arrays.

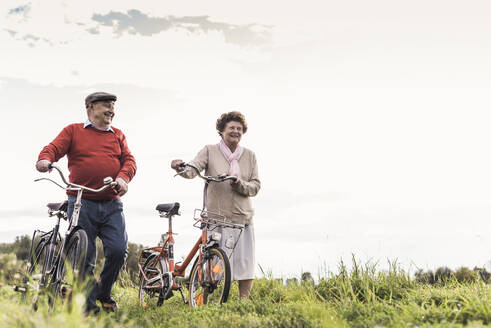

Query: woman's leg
[[238, 279, 254, 298]]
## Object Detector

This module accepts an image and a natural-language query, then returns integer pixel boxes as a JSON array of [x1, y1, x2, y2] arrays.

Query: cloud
[[8, 32, 54, 47], [91, 10, 172, 36], [86, 26, 99, 35], [22, 34, 39, 42], [4, 4, 53, 47], [4, 28, 54, 47], [91, 9, 272, 47], [7, 4, 30, 17], [4, 29, 17, 37]]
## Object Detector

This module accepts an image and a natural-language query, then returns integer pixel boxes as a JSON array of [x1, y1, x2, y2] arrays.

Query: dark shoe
[[84, 304, 100, 316], [98, 296, 118, 312]]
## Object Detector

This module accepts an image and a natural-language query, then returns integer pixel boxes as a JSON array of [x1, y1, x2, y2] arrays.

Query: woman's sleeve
[[180, 146, 209, 179], [232, 152, 261, 197]]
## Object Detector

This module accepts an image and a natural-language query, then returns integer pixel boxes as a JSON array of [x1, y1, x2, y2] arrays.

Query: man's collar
[[84, 119, 114, 133]]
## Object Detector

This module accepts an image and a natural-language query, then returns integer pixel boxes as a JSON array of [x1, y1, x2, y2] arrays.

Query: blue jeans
[[67, 196, 128, 309]]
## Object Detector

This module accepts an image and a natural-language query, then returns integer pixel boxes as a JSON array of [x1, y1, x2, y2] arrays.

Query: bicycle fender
[[66, 226, 85, 241], [205, 241, 220, 250]]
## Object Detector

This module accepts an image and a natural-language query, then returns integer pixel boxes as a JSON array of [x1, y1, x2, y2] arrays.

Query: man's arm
[[116, 132, 136, 196], [36, 125, 73, 172]]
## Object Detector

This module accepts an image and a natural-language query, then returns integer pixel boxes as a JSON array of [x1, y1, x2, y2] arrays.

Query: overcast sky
[[1, 0, 491, 278]]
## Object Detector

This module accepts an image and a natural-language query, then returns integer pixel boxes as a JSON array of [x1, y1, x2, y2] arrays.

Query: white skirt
[[216, 224, 255, 280]]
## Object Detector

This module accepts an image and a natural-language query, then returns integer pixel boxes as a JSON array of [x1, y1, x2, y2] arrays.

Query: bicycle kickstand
[[178, 286, 188, 304]]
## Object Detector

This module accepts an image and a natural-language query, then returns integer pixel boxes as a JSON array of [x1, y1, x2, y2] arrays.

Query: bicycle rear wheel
[[188, 247, 231, 308], [138, 254, 171, 307], [55, 229, 88, 300], [27, 235, 56, 309], [27, 239, 48, 281]]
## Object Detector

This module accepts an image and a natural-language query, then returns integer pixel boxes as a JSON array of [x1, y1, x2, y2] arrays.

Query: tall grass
[[1, 257, 491, 328]]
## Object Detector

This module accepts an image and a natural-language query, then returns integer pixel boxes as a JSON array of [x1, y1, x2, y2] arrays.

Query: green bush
[[454, 267, 478, 283], [0, 253, 24, 284]]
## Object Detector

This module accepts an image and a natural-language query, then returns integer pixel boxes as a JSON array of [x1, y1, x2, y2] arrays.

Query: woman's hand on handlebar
[[171, 159, 185, 172], [36, 159, 52, 173], [172, 160, 235, 183]]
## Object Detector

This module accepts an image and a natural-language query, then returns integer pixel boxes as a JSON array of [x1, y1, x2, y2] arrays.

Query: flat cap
[[85, 92, 117, 107]]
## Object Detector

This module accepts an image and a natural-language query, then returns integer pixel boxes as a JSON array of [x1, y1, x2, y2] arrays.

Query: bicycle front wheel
[[188, 247, 231, 308], [55, 229, 88, 299]]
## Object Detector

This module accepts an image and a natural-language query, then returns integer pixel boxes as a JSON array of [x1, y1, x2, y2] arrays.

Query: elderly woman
[[171, 111, 260, 299]]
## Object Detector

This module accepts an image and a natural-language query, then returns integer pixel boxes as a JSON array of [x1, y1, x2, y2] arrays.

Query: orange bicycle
[[138, 163, 244, 308]]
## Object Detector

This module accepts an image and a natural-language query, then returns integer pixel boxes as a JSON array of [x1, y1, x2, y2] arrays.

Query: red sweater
[[38, 123, 137, 200]]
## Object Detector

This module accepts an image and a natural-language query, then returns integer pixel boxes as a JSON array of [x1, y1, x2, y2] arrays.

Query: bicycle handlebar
[[35, 163, 119, 193], [177, 162, 237, 183]]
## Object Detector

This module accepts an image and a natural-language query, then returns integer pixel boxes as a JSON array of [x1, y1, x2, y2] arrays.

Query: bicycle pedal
[[13, 286, 27, 293]]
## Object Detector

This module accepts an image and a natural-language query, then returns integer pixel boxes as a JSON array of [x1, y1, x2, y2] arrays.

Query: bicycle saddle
[[47, 201, 68, 212], [156, 202, 180, 216]]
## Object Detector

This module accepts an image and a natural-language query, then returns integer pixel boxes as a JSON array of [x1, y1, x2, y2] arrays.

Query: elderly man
[[36, 92, 136, 314]]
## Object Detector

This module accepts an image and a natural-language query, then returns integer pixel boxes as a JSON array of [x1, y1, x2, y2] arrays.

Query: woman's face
[[222, 121, 243, 146]]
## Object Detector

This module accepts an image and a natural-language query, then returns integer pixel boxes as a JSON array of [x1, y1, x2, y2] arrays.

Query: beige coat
[[181, 144, 260, 225]]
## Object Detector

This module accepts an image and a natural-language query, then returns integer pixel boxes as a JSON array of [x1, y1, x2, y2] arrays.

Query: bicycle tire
[[138, 254, 171, 307], [55, 229, 88, 300], [26, 236, 55, 309], [26, 239, 47, 276], [188, 246, 231, 308]]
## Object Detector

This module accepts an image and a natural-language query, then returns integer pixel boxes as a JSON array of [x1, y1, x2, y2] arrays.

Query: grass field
[[1, 260, 491, 328]]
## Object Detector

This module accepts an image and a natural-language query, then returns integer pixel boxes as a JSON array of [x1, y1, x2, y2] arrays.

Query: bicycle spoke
[[55, 230, 87, 303], [189, 247, 231, 308], [139, 256, 172, 308]]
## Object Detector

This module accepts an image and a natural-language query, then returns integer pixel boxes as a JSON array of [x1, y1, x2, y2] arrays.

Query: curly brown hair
[[216, 111, 248, 136]]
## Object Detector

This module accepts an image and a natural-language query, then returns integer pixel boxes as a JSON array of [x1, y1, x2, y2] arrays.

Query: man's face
[[88, 101, 115, 126]]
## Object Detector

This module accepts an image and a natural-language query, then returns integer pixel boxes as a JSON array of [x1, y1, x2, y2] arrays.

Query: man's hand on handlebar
[[115, 177, 128, 196], [36, 159, 52, 173]]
